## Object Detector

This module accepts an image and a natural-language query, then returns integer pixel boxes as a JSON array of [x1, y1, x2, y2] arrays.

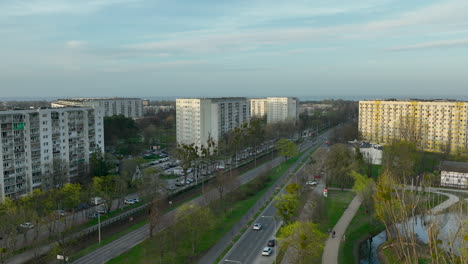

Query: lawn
[[322, 190, 356, 232], [106, 149, 309, 264], [338, 205, 384, 264]]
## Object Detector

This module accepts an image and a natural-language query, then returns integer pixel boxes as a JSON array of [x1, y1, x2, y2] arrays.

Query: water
[[359, 213, 465, 264]]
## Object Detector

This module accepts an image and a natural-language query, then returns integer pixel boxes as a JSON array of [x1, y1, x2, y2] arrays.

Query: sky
[[1, 0, 468, 99]]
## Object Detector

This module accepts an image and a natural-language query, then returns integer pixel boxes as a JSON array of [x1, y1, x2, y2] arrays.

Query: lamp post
[[98, 211, 101, 244], [224, 260, 241, 264], [262, 215, 277, 264]]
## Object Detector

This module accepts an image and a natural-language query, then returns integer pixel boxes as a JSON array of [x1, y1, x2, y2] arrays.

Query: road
[[70, 136, 325, 264], [221, 147, 329, 264]]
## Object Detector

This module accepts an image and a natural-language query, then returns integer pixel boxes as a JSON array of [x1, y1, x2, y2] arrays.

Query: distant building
[[52, 98, 143, 118], [250, 99, 268, 118], [143, 105, 174, 115], [248, 97, 299, 123], [176, 98, 250, 149], [440, 161, 468, 189], [359, 100, 468, 153], [266, 97, 299, 124], [349, 140, 383, 165], [0, 107, 104, 202]]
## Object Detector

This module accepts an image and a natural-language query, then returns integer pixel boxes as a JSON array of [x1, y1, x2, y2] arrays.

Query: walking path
[[321, 187, 462, 264], [321, 195, 362, 264]]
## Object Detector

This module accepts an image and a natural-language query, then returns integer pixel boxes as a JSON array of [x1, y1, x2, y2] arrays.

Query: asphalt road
[[222, 192, 281, 264], [221, 138, 330, 264]]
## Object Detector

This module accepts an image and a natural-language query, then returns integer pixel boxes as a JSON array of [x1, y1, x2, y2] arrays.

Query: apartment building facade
[[0, 107, 104, 201], [359, 100, 468, 153], [176, 98, 250, 149], [266, 97, 299, 124], [52, 98, 143, 118], [250, 98, 268, 118]]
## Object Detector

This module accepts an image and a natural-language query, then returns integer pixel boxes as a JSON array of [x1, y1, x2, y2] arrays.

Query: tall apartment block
[[176, 98, 250, 149], [250, 99, 268, 118], [0, 107, 104, 201], [359, 100, 468, 153], [52, 97, 143, 118], [266, 97, 299, 124]]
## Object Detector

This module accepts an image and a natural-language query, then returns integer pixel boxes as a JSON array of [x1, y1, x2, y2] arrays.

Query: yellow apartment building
[[359, 100, 468, 153]]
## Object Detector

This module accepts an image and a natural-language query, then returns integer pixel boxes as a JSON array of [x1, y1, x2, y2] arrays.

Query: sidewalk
[[321, 195, 362, 264]]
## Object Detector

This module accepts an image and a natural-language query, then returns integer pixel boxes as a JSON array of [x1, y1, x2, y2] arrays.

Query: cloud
[[66, 40, 87, 49], [0, 0, 140, 16], [386, 38, 468, 51], [123, 0, 468, 55]]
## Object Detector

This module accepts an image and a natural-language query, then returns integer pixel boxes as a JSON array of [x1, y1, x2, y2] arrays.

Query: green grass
[[322, 190, 356, 232], [143, 154, 161, 161], [70, 219, 148, 261], [107, 148, 309, 264], [338, 205, 384, 264]]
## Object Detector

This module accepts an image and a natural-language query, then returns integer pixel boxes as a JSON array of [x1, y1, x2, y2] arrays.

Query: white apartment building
[[440, 161, 468, 189], [0, 107, 104, 201], [176, 98, 250, 149], [359, 100, 468, 153], [250, 99, 268, 118], [52, 98, 144, 118], [266, 97, 299, 124]]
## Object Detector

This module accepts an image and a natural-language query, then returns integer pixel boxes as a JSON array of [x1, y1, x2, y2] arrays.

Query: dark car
[[267, 239, 276, 247]]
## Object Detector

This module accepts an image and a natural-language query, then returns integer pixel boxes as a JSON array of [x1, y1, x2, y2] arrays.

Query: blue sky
[[1, 0, 468, 99]]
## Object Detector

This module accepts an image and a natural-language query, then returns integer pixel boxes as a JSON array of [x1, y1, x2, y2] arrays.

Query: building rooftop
[[360, 99, 466, 103], [440, 161, 468, 173], [57, 97, 142, 102]]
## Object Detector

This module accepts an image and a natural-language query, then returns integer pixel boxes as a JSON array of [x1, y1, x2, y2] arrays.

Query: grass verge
[[107, 148, 309, 264]]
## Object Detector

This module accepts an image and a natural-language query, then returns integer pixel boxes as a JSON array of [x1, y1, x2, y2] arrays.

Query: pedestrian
[[332, 231, 336, 238]]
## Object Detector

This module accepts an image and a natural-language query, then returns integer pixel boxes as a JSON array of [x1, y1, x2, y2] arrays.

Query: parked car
[[19, 222, 34, 229], [262, 247, 273, 256], [306, 181, 318, 186], [56, 210, 67, 217], [97, 208, 108, 214], [253, 223, 262, 230], [133, 198, 141, 203], [267, 239, 276, 247], [124, 199, 135, 205], [169, 185, 177, 190], [88, 212, 99, 218]]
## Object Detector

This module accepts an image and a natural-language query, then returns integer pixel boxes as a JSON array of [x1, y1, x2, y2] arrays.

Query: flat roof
[[360, 99, 466, 103], [440, 161, 468, 173], [57, 97, 142, 102]]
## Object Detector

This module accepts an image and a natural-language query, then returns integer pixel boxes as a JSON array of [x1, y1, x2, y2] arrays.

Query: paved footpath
[[321, 187, 462, 264], [321, 195, 362, 264]]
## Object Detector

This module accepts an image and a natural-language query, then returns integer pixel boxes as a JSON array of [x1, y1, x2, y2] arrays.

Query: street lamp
[[224, 260, 241, 264], [262, 215, 277, 264]]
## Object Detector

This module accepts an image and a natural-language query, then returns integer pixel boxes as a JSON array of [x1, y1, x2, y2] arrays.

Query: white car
[[20, 222, 34, 229], [306, 181, 318, 186], [253, 223, 262, 230], [124, 199, 135, 205], [262, 247, 273, 256]]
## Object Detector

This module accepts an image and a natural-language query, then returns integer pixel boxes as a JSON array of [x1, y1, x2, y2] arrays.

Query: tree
[[351, 171, 375, 212], [92, 175, 118, 213], [0, 199, 22, 263], [275, 193, 299, 224], [248, 118, 265, 167], [60, 183, 82, 224], [176, 143, 198, 184], [137, 168, 165, 238], [278, 221, 327, 263], [215, 170, 238, 200], [325, 144, 357, 189], [382, 140, 420, 184], [285, 183, 301, 194], [176, 204, 215, 256], [90, 148, 111, 177], [275, 139, 299, 161]]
